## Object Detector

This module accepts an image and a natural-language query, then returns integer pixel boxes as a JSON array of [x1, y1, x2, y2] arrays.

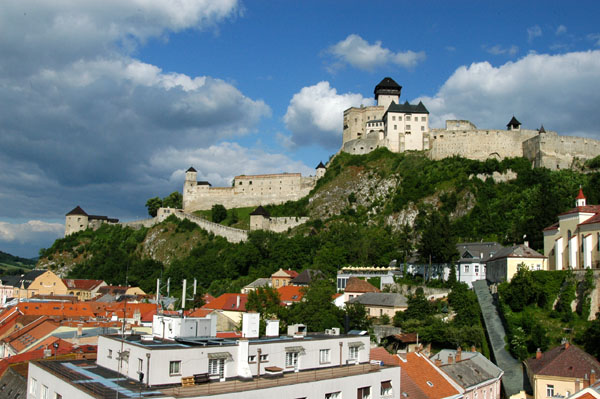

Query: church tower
[[576, 187, 586, 207], [374, 77, 402, 109]]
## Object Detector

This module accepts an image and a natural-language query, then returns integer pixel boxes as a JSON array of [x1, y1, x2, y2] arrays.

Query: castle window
[[422, 116, 426, 121], [392, 116, 396, 121], [394, 125, 397, 130], [398, 116, 402, 121], [239, 182, 242, 185], [406, 115, 411, 121], [406, 125, 411, 130], [421, 126, 425, 131]]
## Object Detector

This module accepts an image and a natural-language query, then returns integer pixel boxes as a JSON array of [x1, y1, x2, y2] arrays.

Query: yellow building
[[62, 279, 107, 301], [543, 189, 600, 270], [12, 270, 68, 299], [486, 244, 547, 283], [525, 342, 600, 399]]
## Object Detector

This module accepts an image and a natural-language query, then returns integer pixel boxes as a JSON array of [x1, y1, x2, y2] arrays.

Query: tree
[[344, 302, 371, 331], [404, 287, 432, 320], [581, 315, 600, 359], [417, 211, 458, 279], [211, 204, 227, 223], [162, 192, 183, 209], [246, 286, 282, 320], [287, 279, 342, 332], [145, 197, 163, 217]]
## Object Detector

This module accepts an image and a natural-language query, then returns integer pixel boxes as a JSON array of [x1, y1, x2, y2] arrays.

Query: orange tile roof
[[370, 347, 400, 366], [399, 352, 461, 399], [5, 317, 59, 354], [62, 279, 105, 291], [345, 277, 380, 293], [277, 285, 304, 303], [17, 302, 96, 318], [188, 308, 214, 318], [202, 293, 248, 312]]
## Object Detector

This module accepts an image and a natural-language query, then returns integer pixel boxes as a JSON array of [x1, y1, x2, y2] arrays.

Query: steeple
[[576, 187, 586, 207]]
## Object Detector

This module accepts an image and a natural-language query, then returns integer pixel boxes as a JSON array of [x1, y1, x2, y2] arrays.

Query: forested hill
[[36, 149, 600, 297], [0, 250, 36, 274]]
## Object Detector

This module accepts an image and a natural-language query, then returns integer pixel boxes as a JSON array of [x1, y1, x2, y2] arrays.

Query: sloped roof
[[344, 277, 380, 293], [277, 285, 304, 303], [386, 100, 429, 115], [0, 275, 21, 287], [316, 161, 326, 169], [186, 166, 197, 172], [291, 269, 323, 285], [558, 205, 600, 217], [202, 293, 248, 312], [399, 352, 462, 399], [17, 270, 47, 289], [374, 77, 402, 98], [370, 347, 400, 366], [187, 308, 214, 318], [440, 358, 498, 389], [17, 302, 96, 319], [457, 242, 504, 262], [243, 278, 271, 289], [543, 222, 559, 232], [347, 292, 408, 307], [4, 317, 58, 354], [526, 343, 600, 379], [486, 244, 546, 262], [271, 268, 298, 279], [62, 279, 105, 291], [250, 205, 270, 217], [507, 116, 521, 128], [66, 206, 88, 216]]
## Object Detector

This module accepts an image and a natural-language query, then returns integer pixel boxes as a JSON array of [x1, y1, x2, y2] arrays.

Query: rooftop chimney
[[471, 345, 476, 353], [236, 295, 241, 309], [536, 348, 542, 359], [448, 354, 454, 364], [456, 347, 462, 362], [435, 358, 442, 367], [591, 369, 596, 385]]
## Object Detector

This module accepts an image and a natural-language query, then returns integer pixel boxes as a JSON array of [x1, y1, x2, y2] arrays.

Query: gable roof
[[66, 206, 88, 216], [486, 244, 546, 262], [344, 277, 380, 293], [370, 347, 400, 366], [374, 77, 402, 98], [526, 343, 600, 379], [250, 205, 270, 217], [62, 279, 105, 291], [277, 285, 304, 303], [17, 270, 47, 289], [399, 352, 463, 399], [385, 100, 429, 115], [202, 293, 248, 312], [347, 292, 408, 307], [4, 316, 59, 354], [271, 268, 298, 279], [457, 242, 504, 262], [291, 269, 323, 285], [186, 166, 197, 172]]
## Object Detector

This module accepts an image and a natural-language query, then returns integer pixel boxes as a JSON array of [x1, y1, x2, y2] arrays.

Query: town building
[[398, 351, 464, 399], [337, 265, 399, 292], [270, 268, 299, 288], [543, 189, 600, 270], [28, 314, 399, 399], [485, 244, 547, 283], [525, 342, 600, 399], [342, 276, 380, 303], [62, 279, 107, 301], [7, 270, 68, 299], [347, 292, 408, 318], [456, 242, 505, 287]]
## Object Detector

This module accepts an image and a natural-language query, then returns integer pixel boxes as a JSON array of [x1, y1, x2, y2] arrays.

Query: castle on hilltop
[[342, 77, 600, 169], [182, 163, 326, 212]]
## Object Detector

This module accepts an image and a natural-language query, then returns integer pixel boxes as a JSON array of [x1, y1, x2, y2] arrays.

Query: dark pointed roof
[[250, 205, 270, 217], [66, 206, 87, 216], [506, 116, 521, 128], [384, 100, 429, 116], [186, 166, 197, 172], [539, 125, 546, 133], [316, 161, 326, 169], [374, 77, 402, 99]]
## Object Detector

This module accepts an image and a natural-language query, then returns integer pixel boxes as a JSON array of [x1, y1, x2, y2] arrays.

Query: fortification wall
[[429, 129, 538, 161], [121, 217, 157, 230], [523, 133, 600, 170], [183, 174, 316, 212], [156, 208, 248, 243], [266, 217, 309, 233], [342, 137, 381, 155]]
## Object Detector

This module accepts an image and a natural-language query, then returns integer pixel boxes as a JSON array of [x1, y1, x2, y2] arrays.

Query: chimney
[[426, 343, 432, 356], [448, 354, 454, 364], [524, 241, 529, 248], [236, 295, 241, 309], [591, 369, 596, 385], [456, 347, 462, 362], [536, 348, 542, 359], [77, 323, 83, 337], [471, 345, 476, 353], [435, 358, 442, 367]]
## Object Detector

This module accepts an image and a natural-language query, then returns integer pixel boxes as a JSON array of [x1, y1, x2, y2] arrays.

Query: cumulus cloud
[[0, 0, 274, 223], [283, 81, 374, 148], [556, 25, 567, 35], [0, 220, 64, 257], [415, 51, 600, 137], [327, 34, 425, 71], [485, 44, 519, 56], [527, 25, 543, 42]]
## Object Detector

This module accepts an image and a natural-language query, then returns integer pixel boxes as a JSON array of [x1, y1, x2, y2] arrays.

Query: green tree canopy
[[212, 204, 227, 223]]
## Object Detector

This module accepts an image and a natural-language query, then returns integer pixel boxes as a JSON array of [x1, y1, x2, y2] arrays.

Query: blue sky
[[1, 0, 600, 257]]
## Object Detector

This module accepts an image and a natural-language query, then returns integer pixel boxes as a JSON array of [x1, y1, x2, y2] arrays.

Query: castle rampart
[[156, 208, 248, 243], [523, 132, 600, 170]]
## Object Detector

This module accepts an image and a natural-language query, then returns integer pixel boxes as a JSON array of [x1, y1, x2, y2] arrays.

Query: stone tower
[[65, 206, 89, 236], [374, 77, 402, 109], [316, 161, 326, 179]]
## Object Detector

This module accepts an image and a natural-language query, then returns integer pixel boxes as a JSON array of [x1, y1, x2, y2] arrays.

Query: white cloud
[[0, 220, 64, 243], [150, 142, 314, 187], [485, 44, 519, 56], [327, 34, 425, 71], [527, 25, 543, 42], [415, 51, 600, 137], [283, 81, 374, 148], [556, 25, 567, 35]]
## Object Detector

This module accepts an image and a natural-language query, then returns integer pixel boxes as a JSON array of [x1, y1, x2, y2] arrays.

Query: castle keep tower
[[374, 77, 402, 109]]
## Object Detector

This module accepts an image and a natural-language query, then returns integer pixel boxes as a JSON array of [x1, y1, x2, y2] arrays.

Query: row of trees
[[145, 192, 183, 217]]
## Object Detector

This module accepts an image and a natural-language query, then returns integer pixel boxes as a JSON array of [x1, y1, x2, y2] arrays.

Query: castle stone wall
[[183, 173, 317, 212], [120, 217, 157, 230], [157, 208, 248, 243], [523, 132, 600, 170], [342, 137, 381, 155], [265, 217, 309, 233], [429, 128, 538, 161]]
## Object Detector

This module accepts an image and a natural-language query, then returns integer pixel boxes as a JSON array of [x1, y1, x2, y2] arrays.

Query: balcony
[[162, 363, 382, 397]]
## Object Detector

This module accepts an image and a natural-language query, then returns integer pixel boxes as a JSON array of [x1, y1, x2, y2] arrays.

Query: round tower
[[374, 77, 402, 109], [315, 161, 326, 179]]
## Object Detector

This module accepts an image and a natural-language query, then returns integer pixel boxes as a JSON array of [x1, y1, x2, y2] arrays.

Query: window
[[421, 126, 425, 131], [319, 349, 330, 364], [41, 385, 49, 399], [398, 116, 402, 121], [475, 265, 479, 273], [248, 355, 256, 363], [392, 116, 396, 121], [357, 386, 371, 399], [547, 385, 554, 397], [394, 125, 397, 130], [286, 351, 299, 368], [29, 378, 37, 394], [209, 358, 225, 378], [108, 349, 112, 358], [349, 346, 359, 361], [56, 394, 63, 399], [260, 354, 269, 362], [325, 392, 341, 399], [169, 360, 181, 376], [381, 381, 393, 397], [421, 116, 426, 122], [406, 116, 411, 121], [138, 358, 143, 372], [465, 265, 470, 273], [406, 125, 411, 130]]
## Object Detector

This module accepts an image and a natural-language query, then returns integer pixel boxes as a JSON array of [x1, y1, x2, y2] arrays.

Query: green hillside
[[0, 250, 36, 275]]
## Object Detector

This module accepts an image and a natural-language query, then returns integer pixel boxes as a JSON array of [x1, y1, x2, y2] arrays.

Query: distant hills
[[0, 250, 36, 275]]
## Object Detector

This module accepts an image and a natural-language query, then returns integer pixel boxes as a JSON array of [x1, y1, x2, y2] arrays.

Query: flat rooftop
[[35, 359, 388, 399]]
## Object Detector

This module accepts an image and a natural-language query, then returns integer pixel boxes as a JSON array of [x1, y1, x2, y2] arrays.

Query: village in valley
[[1, 75, 600, 399]]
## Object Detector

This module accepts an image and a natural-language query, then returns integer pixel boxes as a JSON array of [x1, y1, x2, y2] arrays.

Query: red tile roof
[[202, 293, 248, 312], [399, 352, 462, 399], [370, 347, 400, 366], [62, 279, 105, 291], [188, 308, 214, 318], [558, 205, 600, 217], [4, 317, 59, 354], [576, 188, 586, 200], [345, 277, 380, 293], [277, 285, 304, 303], [526, 343, 600, 379], [17, 302, 96, 318]]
